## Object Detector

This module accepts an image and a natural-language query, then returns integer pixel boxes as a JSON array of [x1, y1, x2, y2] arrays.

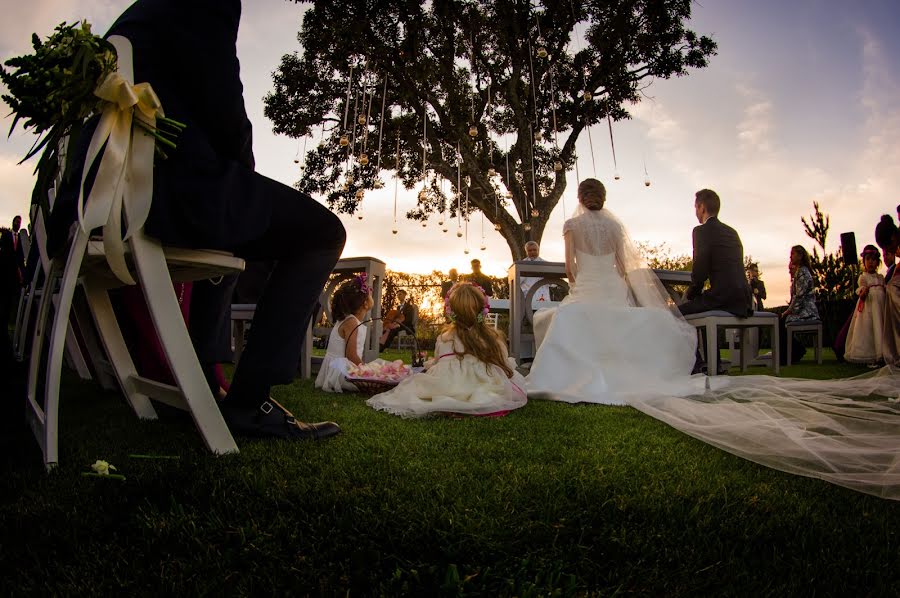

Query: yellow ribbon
[[76, 71, 163, 285]]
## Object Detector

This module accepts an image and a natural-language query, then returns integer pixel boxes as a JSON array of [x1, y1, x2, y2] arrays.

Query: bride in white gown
[[527, 179, 900, 500]]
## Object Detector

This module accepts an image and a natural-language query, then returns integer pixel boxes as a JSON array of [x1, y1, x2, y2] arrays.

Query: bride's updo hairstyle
[[578, 178, 606, 210], [444, 283, 514, 378]]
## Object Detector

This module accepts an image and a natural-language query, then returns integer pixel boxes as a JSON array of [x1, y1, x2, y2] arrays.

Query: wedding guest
[[876, 216, 900, 364], [316, 276, 376, 392], [747, 263, 766, 309], [49, 0, 344, 440], [367, 282, 526, 417], [466, 259, 494, 297], [11, 216, 27, 269], [779, 245, 819, 365], [0, 229, 21, 359], [844, 245, 886, 365], [440, 268, 459, 299], [379, 289, 417, 352], [520, 241, 550, 302]]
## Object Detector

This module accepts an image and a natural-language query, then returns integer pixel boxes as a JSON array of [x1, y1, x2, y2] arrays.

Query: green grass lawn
[[1, 350, 897, 596]]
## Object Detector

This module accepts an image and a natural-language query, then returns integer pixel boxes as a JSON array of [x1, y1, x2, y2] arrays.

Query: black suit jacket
[[685, 217, 753, 316], [50, 0, 279, 254]]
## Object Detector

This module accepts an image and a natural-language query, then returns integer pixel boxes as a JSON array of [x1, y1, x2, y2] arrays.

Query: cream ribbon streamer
[[76, 71, 163, 285]]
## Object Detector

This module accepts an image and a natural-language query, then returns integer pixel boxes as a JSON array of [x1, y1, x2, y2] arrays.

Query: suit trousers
[[192, 186, 345, 405]]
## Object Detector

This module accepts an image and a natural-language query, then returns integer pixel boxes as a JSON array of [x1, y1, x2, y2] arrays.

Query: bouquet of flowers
[[1, 20, 185, 165]]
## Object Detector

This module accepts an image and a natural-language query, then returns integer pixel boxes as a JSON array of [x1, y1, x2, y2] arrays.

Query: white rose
[[91, 460, 117, 475]]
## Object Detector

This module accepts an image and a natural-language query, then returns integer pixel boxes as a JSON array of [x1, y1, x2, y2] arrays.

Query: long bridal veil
[[569, 205, 900, 501]]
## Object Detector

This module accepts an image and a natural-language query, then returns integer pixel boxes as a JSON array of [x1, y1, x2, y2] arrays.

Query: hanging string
[[361, 81, 374, 153], [375, 77, 388, 171], [607, 114, 619, 178], [525, 10, 541, 221], [587, 120, 597, 176], [456, 142, 463, 234], [392, 133, 400, 232], [349, 86, 360, 158], [464, 187, 470, 253], [342, 63, 355, 133]]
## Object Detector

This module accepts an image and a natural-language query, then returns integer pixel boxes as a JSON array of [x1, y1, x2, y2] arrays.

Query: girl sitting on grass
[[367, 282, 527, 417], [315, 275, 375, 392]]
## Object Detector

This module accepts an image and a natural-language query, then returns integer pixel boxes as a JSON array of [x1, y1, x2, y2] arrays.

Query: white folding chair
[[26, 35, 244, 468]]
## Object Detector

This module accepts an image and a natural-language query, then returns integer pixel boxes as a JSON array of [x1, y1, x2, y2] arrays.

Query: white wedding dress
[[526, 205, 900, 501]]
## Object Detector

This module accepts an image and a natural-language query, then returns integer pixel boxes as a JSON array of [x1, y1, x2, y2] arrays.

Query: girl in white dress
[[367, 282, 527, 417], [845, 245, 886, 364], [315, 275, 375, 393]]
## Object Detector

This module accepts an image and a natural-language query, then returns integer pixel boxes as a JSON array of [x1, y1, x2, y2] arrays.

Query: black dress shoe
[[220, 401, 341, 441]]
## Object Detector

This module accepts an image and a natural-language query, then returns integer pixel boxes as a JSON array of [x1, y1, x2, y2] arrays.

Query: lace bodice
[[563, 210, 626, 257]]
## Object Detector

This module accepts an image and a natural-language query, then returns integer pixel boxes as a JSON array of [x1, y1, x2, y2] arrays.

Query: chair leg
[[786, 328, 792, 365], [82, 280, 158, 419], [706, 323, 718, 376], [25, 264, 59, 465], [42, 231, 90, 468], [131, 233, 237, 455], [740, 327, 750, 372], [816, 329, 823, 364], [771, 323, 780, 376]]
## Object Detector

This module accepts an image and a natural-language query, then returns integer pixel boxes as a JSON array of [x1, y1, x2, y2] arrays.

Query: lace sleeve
[[562, 218, 576, 237]]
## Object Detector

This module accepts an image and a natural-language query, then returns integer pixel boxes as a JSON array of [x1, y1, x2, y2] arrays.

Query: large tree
[[267, 0, 716, 260]]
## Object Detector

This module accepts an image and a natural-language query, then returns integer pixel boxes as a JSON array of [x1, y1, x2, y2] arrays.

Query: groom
[[50, 0, 345, 440], [679, 189, 753, 372]]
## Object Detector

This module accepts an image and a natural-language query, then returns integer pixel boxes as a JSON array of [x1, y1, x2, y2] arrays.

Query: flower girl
[[845, 245, 886, 364], [367, 282, 527, 417], [315, 275, 375, 392]]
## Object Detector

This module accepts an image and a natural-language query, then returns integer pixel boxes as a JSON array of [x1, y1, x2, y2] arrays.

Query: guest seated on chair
[[49, 0, 345, 441], [379, 289, 417, 352], [678, 189, 753, 374], [780, 245, 819, 365]]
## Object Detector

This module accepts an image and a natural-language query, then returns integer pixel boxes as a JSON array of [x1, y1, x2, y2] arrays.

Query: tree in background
[[268, 0, 716, 260], [801, 201, 857, 301]]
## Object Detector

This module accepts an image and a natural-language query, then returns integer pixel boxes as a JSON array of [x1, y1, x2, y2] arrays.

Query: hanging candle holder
[[644, 176, 651, 187], [456, 229, 463, 238], [468, 124, 479, 137], [537, 45, 548, 59], [339, 134, 350, 147], [582, 90, 592, 101], [553, 160, 563, 172], [358, 153, 369, 166], [357, 114, 367, 125], [494, 223, 502, 231], [373, 180, 384, 189], [531, 208, 539, 218], [614, 171, 621, 181], [523, 223, 532, 231], [534, 130, 543, 142], [487, 167, 496, 177], [480, 243, 487, 251]]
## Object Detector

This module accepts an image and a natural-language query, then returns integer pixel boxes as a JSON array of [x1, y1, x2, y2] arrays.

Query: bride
[[527, 179, 900, 500]]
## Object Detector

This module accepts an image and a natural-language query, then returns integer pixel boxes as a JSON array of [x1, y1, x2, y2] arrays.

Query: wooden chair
[[26, 35, 245, 468], [683, 310, 780, 376], [786, 320, 823, 365]]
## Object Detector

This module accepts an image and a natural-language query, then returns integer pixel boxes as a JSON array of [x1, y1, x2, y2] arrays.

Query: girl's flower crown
[[861, 245, 881, 259], [444, 282, 491, 324], [355, 273, 371, 295]]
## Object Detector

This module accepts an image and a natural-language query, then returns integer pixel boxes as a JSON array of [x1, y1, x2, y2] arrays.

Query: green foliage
[[801, 202, 858, 301], [2, 360, 896, 596], [267, 0, 716, 260], [636, 241, 692, 271]]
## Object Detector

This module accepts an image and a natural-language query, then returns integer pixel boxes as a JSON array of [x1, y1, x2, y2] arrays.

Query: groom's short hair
[[695, 189, 720, 216]]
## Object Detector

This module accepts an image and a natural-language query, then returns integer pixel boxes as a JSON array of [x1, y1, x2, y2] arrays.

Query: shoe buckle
[[285, 416, 296, 425], [260, 401, 274, 415]]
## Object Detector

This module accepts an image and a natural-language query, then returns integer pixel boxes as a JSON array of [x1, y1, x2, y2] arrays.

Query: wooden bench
[[683, 310, 780, 376], [786, 320, 823, 365]]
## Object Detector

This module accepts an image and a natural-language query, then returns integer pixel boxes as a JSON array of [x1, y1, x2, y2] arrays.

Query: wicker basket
[[345, 377, 400, 397]]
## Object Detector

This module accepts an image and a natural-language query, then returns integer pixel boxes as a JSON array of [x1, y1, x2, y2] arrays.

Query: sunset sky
[[2, 0, 899, 303]]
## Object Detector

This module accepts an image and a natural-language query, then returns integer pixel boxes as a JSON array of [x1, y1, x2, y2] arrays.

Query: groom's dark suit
[[49, 0, 346, 410], [679, 217, 753, 317]]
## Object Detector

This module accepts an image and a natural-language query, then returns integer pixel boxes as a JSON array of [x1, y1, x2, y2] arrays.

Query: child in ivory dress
[[845, 245, 886, 364], [315, 275, 375, 392], [367, 282, 527, 417]]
